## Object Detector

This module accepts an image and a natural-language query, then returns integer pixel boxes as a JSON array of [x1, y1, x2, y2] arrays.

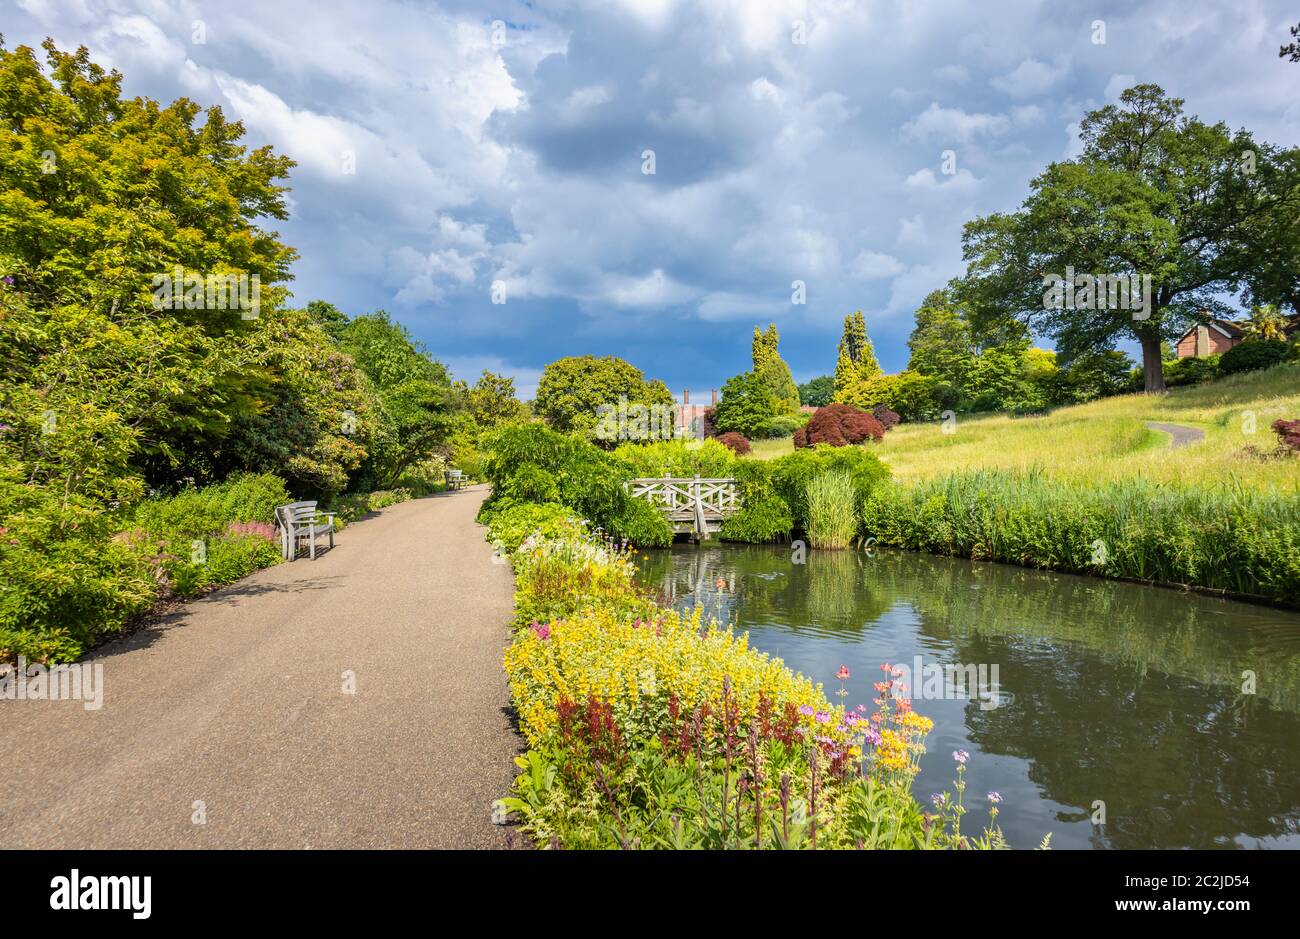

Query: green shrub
[[169, 531, 283, 598], [804, 470, 859, 548], [757, 413, 806, 439], [501, 463, 561, 503], [0, 487, 155, 663], [484, 424, 625, 524], [394, 457, 449, 496], [771, 446, 890, 530], [1220, 339, 1294, 375], [486, 501, 583, 552], [132, 472, 289, 540], [330, 488, 413, 525], [605, 496, 673, 548], [483, 423, 666, 544], [1163, 354, 1220, 387], [720, 494, 792, 543], [611, 439, 736, 478]]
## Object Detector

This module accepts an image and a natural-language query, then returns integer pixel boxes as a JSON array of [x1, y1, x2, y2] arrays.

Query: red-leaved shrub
[[716, 431, 751, 455], [793, 403, 885, 448], [1273, 419, 1300, 453], [871, 404, 901, 430]]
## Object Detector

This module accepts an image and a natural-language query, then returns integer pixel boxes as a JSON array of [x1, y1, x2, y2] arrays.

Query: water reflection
[[638, 544, 1300, 849]]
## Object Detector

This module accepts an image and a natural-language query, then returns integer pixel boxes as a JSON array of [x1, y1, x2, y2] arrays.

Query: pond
[[636, 543, 1300, 849]]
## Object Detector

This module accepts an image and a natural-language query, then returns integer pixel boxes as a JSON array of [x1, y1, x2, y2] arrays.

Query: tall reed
[[804, 470, 859, 549], [861, 469, 1300, 604]]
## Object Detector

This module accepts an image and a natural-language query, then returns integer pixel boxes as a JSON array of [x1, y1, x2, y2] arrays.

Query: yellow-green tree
[[832, 311, 881, 395]]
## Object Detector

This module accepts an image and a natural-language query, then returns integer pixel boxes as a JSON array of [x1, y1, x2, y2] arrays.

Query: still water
[[636, 544, 1300, 849]]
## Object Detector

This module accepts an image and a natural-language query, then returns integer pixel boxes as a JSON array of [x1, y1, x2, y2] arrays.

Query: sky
[[5, 0, 1300, 398]]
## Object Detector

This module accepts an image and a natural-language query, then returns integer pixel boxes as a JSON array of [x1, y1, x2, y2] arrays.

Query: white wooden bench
[[275, 501, 336, 561], [445, 469, 466, 490]]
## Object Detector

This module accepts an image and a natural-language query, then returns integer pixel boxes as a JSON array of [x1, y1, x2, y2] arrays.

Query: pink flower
[[530, 621, 550, 640], [836, 665, 850, 681]]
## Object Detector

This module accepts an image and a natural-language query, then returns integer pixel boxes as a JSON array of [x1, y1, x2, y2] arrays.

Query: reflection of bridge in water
[[626, 476, 741, 539]]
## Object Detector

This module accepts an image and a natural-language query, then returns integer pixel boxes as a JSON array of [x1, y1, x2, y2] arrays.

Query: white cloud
[[991, 58, 1068, 98], [851, 250, 905, 280], [1104, 73, 1137, 100], [901, 102, 1012, 143], [897, 214, 928, 247]]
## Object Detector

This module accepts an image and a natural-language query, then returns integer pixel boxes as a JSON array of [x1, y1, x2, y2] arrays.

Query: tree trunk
[[1139, 334, 1166, 393]]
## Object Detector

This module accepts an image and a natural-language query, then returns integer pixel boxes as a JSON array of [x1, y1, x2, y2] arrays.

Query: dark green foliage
[[757, 414, 806, 439], [1163, 354, 1221, 387], [714, 371, 777, 438], [481, 423, 669, 545], [770, 447, 890, 531], [720, 494, 792, 543], [1051, 349, 1137, 401], [957, 83, 1300, 392], [606, 496, 673, 548], [1219, 339, 1295, 375], [500, 463, 560, 504], [798, 375, 835, 407]]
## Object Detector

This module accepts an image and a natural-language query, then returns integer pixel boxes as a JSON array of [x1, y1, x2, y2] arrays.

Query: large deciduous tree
[[336, 311, 461, 488], [957, 84, 1300, 392], [533, 355, 673, 439]]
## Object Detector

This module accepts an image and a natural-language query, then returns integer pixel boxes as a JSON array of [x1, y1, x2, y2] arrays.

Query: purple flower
[[952, 749, 970, 765], [814, 710, 830, 724], [798, 705, 814, 717], [987, 791, 1002, 804], [930, 793, 947, 807], [2, 275, 13, 286]]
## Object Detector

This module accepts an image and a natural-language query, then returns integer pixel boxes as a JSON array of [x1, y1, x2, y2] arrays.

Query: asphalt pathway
[[1145, 421, 1207, 449], [0, 486, 521, 848]]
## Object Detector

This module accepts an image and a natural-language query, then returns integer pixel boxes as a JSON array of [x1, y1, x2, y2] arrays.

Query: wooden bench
[[445, 469, 466, 490], [275, 501, 336, 561]]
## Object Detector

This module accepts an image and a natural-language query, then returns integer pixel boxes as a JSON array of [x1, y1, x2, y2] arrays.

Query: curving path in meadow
[[0, 486, 521, 848], [1145, 421, 1206, 449]]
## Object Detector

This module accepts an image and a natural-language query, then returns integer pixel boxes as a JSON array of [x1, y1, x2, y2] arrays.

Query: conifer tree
[[833, 311, 881, 394]]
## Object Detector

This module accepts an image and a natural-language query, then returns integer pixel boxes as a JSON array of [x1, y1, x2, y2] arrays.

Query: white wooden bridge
[[626, 476, 741, 539]]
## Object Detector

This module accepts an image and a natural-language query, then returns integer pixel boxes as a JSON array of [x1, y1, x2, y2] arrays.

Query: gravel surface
[[0, 486, 522, 849]]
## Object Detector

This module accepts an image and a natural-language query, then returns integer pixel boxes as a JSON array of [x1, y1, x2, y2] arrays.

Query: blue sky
[[5, 0, 1299, 397]]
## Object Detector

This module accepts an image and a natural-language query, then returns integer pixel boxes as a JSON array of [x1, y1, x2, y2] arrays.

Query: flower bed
[[495, 528, 1003, 849]]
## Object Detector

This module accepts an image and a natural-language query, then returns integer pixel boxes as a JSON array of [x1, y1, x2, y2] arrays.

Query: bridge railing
[[625, 476, 740, 536]]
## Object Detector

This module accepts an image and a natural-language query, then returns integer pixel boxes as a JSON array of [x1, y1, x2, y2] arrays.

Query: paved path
[[0, 486, 521, 848], [1146, 421, 1206, 449]]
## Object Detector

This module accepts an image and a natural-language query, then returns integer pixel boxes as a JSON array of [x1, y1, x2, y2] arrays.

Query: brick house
[[1174, 315, 1300, 358], [1173, 319, 1246, 359], [675, 389, 718, 438]]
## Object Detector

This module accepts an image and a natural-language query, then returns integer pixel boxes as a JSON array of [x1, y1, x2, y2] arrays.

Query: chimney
[[683, 388, 689, 405], [711, 388, 718, 405]]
